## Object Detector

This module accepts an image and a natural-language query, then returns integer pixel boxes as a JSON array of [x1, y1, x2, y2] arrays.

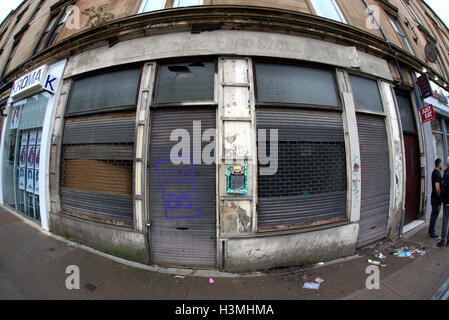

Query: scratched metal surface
[[148, 106, 217, 267], [356, 113, 390, 248]]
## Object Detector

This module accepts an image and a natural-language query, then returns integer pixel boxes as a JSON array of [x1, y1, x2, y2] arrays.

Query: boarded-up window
[[349, 74, 383, 113], [255, 63, 339, 107], [67, 68, 140, 115], [154, 61, 215, 103], [60, 68, 140, 225]]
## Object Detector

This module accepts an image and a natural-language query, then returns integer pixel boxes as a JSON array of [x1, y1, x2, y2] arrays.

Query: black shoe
[[437, 241, 445, 247], [429, 233, 439, 239]]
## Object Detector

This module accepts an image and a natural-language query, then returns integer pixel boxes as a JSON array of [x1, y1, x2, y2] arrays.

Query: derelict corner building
[[0, 0, 448, 271]]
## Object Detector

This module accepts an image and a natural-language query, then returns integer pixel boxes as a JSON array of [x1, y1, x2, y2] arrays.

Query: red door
[[403, 134, 420, 225]]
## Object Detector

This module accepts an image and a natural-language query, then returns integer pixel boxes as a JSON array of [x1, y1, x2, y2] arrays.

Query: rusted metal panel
[[356, 113, 390, 248], [148, 106, 217, 267], [60, 111, 136, 224]]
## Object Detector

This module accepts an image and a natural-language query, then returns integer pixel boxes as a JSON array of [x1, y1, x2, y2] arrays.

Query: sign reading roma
[[10, 64, 58, 99]]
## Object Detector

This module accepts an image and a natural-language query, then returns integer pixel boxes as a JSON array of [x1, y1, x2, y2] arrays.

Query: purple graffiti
[[154, 154, 201, 220]]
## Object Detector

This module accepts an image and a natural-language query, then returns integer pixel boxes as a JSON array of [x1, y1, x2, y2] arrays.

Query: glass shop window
[[1, 92, 50, 221], [154, 61, 215, 104], [310, 0, 346, 23], [255, 63, 339, 107], [349, 74, 384, 113]]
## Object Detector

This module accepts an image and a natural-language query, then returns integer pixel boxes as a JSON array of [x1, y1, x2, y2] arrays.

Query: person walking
[[438, 158, 449, 247], [429, 158, 443, 239]]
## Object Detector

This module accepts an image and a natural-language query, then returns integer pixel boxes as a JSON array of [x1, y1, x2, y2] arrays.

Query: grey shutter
[[257, 107, 347, 229], [148, 106, 216, 267], [356, 113, 390, 248], [60, 112, 135, 224]]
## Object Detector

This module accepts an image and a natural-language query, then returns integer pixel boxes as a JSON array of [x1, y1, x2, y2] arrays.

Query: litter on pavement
[[209, 277, 214, 284], [303, 282, 320, 290], [393, 246, 426, 258], [314, 277, 325, 284]]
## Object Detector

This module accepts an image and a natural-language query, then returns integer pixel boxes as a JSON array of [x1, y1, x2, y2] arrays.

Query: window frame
[[151, 58, 218, 107], [66, 64, 143, 117], [173, 0, 204, 8], [400, 0, 422, 25], [348, 72, 386, 117], [1, 40, 19, 79], [309, 0, 347, 24], [253, 59, 343, 112], [138, 0, 167, 13], [388, 16, 415, 55]]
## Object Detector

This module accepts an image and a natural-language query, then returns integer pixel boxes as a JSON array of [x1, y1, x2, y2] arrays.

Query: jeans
[[429, 203, 441, 235], [442, 206, 449, 245]]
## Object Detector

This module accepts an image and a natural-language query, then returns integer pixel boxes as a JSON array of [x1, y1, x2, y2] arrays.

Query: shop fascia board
[[4, 5, 445, 86]]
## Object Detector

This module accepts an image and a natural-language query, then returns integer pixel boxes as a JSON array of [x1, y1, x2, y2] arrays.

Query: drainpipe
[[360, 0, 404, 86]]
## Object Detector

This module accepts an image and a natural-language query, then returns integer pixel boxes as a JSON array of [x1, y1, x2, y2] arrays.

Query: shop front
[[0, 61, 66, 230]]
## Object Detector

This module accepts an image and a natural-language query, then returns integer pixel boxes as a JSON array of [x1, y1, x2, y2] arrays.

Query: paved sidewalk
[[0, 206, 448, 300]]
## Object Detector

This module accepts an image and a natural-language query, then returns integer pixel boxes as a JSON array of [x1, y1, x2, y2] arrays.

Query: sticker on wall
[[27, 145, 35, 168], [11, 106, 21, 129], [35, 146, 40, 169], [19, 146, 27, 167], [37, 129, 41, 145], [34, 169, 39, 195], [26, 169, 34, 193], [18, 167, 26, 190], [21, 131, 28, 145], [29, 130, 37, 145], [226, 165, 248, 194]]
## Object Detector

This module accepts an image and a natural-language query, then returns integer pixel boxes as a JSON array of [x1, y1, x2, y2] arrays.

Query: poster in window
[[35, 146, 40, 169], [18, 167, 26, 190], [11, 106, 20, 129], [19, 146, 27, 167], [34, 169, 39, 195], [29, 130, 37, 145], [27, 145, 35, 168], [26, 168, 34, 193], [37, 129, 41, 145], [21, 131, 28, 146]]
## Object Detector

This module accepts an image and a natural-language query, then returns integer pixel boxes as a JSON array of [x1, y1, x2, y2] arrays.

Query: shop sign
[[430, 82, 449, 107], [10, 64, 58, 99], [420, 104, 435, 123], [417, 74, 432, 99]]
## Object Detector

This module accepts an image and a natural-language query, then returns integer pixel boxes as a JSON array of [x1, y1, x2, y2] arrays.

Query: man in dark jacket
[[429, 158, 443, 238], [437, 158, 449, 247]]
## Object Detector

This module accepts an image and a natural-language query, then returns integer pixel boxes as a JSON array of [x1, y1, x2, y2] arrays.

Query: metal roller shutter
[[356, 113, 390, 248], [148, 106, 217, 267], [257, 107, 347, 229], [60, 111, 135, 224]]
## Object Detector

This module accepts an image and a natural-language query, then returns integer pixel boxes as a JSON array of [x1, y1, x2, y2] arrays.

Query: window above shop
[[154, 61, 215, 104], [400, 0, 422, 25], [139, 0, 166, 13], [349, 74, 383, 113], [388, 16, 414, 55], [310, 0, 346, 24], [33, 5, 74, 54], [67, 68, 141, 115], [173, 0, 203, 8], [255, 63, 339, 107]]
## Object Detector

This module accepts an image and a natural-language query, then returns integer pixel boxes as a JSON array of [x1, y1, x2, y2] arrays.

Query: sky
[[0, 0, 448, 30]]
